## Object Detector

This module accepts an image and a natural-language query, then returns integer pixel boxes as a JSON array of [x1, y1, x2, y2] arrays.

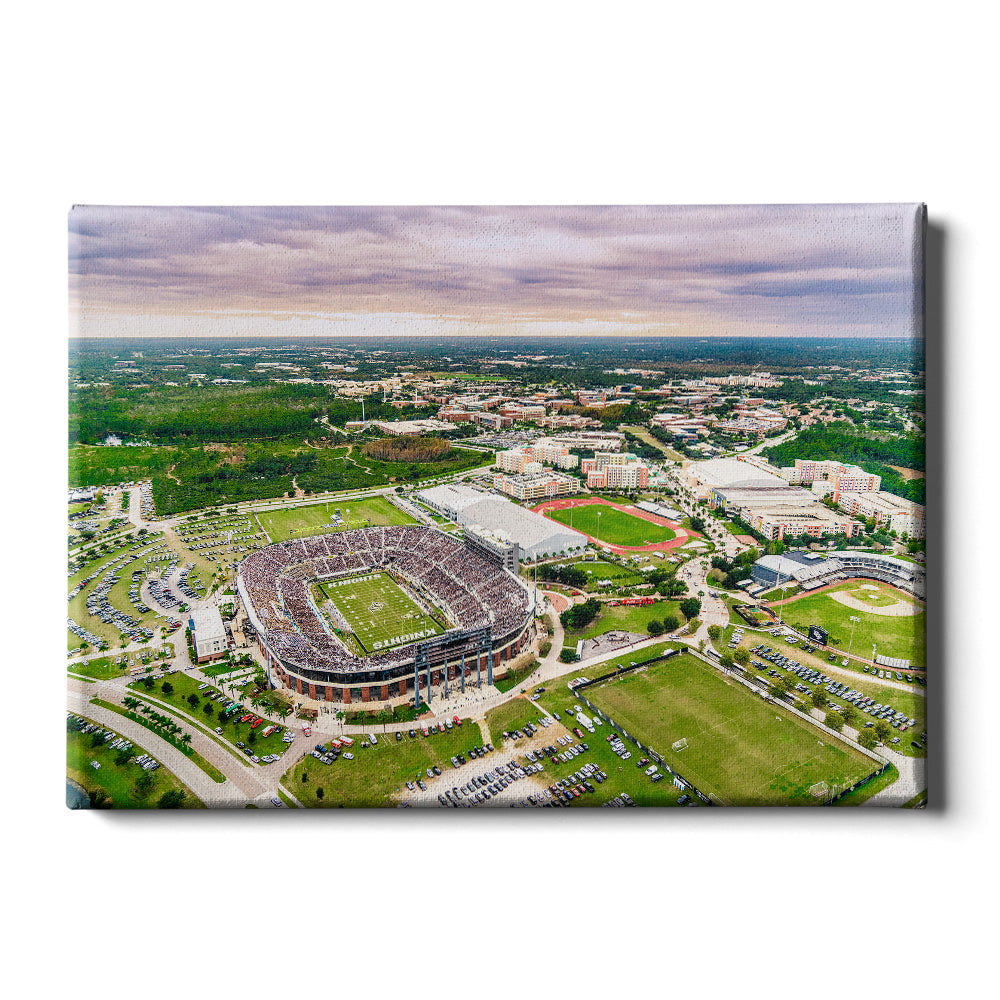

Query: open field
[[545, 502, 677, 547], [283, 722, 484, 807], [569, 559, 645, 589], [774, 580, 925, 667], [566, 599, 683, 641], [321, 571, 446, 652], [485, 699, 545, 742], [256, 495, 416, 541], [67, 717, 204, 809], [582, 652, 880, 805]]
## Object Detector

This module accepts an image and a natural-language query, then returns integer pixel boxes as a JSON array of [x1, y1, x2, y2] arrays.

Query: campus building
[[491, 469, 578, 501], [837, 490, 926, 539], [190, 605, 227, 663]]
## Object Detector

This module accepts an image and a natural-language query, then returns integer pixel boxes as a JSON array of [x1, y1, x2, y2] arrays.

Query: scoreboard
[[808, 625, 829, 645]]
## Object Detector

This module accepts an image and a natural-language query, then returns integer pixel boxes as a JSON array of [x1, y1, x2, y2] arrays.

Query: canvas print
[[67, 204, 926, 809]]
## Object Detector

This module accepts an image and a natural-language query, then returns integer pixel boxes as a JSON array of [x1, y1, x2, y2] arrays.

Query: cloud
[[68, 204, 923, 337]]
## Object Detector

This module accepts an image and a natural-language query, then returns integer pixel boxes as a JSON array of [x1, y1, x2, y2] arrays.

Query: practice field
[[257, 495, 417, 542], [775, 580, 925, 668], [320, 572, 447, 652], [584, 653, 880, 805], [544, 502, 677, 547]]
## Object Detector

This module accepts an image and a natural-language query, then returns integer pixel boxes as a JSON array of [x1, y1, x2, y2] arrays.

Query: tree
[[559, 648, 577, 663], [811, 688, 828, 709], [858, 728, 878, 750], [161, 681, 173, 696], [771, 676, 791, 699], [840, 704, 858, 728], [679, 598, 702, 621], [157, 789, 186, 808], [874, 720, 892, 743], [707, 624, 723, 641], [733, 647, 750, 667], [825, 710, 845, 732], [662, 614, 680, 632], [719, 650, 735, 669], [316, 787, 324, 800], [136, 771, 155, 796], [646, 620, 664, 636]]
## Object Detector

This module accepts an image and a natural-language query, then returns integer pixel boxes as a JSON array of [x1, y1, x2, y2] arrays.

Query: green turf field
[[321, 572, 447, 652], [775, 580, 924, 667], [544, 503, 676, 547], [256, 495, 417, 541], [583, 652, 880, 805]]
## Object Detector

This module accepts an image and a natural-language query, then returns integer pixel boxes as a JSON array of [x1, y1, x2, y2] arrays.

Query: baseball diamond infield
[[532, 498, 692, 553]]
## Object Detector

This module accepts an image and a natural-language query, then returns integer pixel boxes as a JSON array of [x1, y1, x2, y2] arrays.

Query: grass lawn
[[566, 599, 683, 641], [580, 652, 879, 805], [485, 698, 546, 743], [67, 717, 204, 809], [775, 581, 925, 667], [321, 571, 447, 652], [257, 495, 416, 542], [830, 764, 899, 806], [283, 722, 484, 807], [568, 559, 644, 590], [67, 650, 172, 680], [545, 502, 676, 547], [759, 585, 800, 601], [494, 661, 541, 694]]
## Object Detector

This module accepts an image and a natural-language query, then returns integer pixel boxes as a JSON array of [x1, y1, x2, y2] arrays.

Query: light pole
[[847, 615, 860, 660], [595, 511, 601, 547]]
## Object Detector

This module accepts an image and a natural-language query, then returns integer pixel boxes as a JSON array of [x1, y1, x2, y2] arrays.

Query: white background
[[5, 3, 995, 998]]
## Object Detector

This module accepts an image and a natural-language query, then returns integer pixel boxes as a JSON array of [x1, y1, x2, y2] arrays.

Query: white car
[[343, 752, 354, 760]]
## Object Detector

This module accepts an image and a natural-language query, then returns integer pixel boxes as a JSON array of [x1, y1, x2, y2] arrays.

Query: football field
[[320, 572, 447, 652], [585, 652, 880, 805]]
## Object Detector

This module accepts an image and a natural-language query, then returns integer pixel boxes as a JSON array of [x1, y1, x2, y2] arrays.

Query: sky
[[68, 204, 924, 340]]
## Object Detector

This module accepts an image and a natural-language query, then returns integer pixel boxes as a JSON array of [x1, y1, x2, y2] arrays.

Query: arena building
[[417, 483, 587, 560], [236, 524, 535, 705]]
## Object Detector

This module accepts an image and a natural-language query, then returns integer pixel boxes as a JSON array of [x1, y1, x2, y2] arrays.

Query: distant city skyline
[[69, 204, 923, 341]]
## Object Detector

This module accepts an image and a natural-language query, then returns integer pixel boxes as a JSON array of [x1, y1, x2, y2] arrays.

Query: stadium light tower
[[847, 615, 860, 659], [595, 510, 601, 546]]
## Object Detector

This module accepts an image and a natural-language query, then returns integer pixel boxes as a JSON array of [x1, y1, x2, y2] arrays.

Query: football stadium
[[236, 525, 536, 704]]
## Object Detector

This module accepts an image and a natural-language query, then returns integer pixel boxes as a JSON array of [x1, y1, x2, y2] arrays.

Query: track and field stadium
[[236, 525, 535, 704]]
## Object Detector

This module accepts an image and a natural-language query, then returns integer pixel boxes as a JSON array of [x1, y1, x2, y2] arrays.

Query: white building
[[190, 606, 227, 663], [417, 483, 587, 561]]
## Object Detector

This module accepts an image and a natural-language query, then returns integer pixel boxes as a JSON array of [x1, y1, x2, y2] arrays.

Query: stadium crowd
[[237, 526, 532, 675]]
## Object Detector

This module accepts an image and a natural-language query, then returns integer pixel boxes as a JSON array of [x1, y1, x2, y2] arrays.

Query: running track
[[531, 497, 696, 554]]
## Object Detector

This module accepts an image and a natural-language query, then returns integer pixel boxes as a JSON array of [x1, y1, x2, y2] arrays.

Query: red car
[[251, 718, 263, 728], [453, 715, 461, 726]]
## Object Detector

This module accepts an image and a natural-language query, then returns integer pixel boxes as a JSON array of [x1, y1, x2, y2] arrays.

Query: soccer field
[[320, 572, 447, 652], [545, 502, 676, 546], [585, 653, 880, 805]]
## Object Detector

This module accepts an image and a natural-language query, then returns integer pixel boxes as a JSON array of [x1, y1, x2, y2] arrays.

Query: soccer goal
[[672, 738, 689, 752], [809, 781, 830, 798]]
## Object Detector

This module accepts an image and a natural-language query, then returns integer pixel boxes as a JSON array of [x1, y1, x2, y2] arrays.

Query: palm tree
[[181, 733, 192, 747]]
